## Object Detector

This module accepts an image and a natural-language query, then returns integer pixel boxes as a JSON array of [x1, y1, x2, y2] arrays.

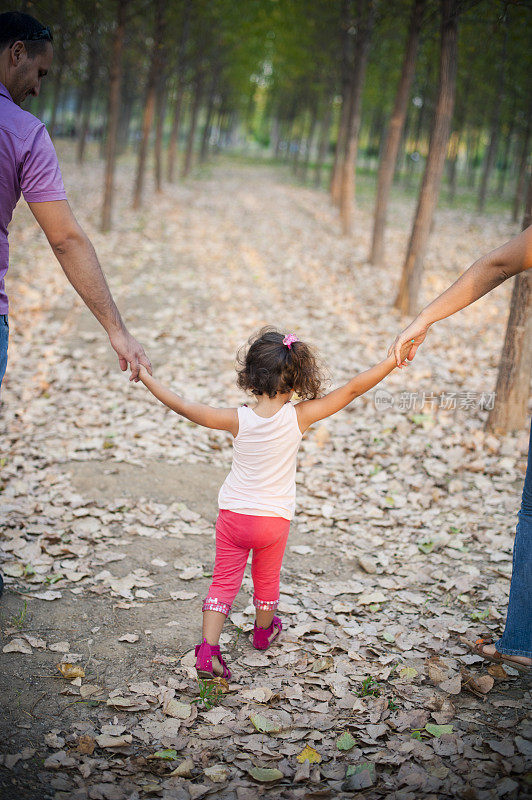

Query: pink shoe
[[253, 616, 282, 650], [195, 638, 231, 680]]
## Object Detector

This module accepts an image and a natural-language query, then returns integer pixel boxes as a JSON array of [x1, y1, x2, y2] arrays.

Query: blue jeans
[[0, 315, 7, 389], [495, 418, 532, 658]]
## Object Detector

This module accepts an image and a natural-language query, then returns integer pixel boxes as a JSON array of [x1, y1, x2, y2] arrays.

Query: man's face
[[8, 40, 53, 106]]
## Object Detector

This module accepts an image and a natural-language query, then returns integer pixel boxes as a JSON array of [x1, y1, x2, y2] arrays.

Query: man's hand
[[109, 327, 152, 381], [388, 317, 430, 368]]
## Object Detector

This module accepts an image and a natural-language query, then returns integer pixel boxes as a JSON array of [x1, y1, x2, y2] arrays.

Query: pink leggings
[[203, 509, 290, 616]]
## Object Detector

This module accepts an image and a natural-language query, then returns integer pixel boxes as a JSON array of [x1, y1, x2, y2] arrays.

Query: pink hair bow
[[283, 333, 299, 349]]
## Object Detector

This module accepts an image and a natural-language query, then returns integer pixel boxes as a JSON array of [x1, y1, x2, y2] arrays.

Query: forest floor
[[1, 144, 530, 800]]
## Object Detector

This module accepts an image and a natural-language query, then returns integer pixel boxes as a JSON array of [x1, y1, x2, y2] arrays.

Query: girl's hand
[[388, 318, 430, 368], [137, 364, 150, 382]]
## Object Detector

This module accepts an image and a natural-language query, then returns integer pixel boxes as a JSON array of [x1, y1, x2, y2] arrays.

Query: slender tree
[[49, 26, 66, 138], [339, 0, 375, 236], [330, 0, 354, 206], [446, 80, 470, 204], [77, 39, 99, 163], [314, 94, 334, 187], [167, 0, 191, 182], [154, 74, 167, 191], [496, 108, 515, 197], [486, 178, 532, 434], [477, 24, 507, 213], [132, 0, 166, 209], [299, 97, 319, 183], [101, 0, 127, 232], [181, 69, 204, 178], [200, 72, 218, 162], [370, 0, 426, 264], [394, 0, 459, 315]]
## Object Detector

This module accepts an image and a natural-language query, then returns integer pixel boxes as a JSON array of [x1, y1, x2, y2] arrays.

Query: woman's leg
[[490, 420, 532, 665]]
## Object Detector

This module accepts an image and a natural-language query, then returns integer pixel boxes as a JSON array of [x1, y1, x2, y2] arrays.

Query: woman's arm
[[138, 366, 238, 435], [296, 350, 409, 433], [390, 225, 532, 366]]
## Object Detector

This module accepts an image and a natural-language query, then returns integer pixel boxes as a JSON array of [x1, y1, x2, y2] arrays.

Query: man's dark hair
[[0, 11, 53, 57]]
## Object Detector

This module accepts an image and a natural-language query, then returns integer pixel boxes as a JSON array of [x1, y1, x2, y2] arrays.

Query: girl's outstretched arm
[[296, 347, 410, 433], [137, 365, 238, 435]]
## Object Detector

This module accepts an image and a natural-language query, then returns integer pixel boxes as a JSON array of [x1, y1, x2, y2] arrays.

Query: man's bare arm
[[389, 225, 532, 365], [28, 199, 151, 380]]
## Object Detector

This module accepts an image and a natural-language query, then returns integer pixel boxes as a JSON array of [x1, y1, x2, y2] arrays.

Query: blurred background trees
[[20, 0, 532, 429], [24, 0, 530, 233]]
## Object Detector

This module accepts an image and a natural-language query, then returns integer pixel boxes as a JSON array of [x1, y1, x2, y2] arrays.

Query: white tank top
[[218, 403, 303, 520]]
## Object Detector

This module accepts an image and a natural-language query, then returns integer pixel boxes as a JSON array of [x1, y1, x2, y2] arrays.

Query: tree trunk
[[330, 0, 353, 205], [271, 117, 281, 157], [466, 125, 481, 188], [447, 93, 470, 203], [77, 42, 99, 164], [477, 31, 506, 213], [116, 74, 135, 155], [291, 135, 301, 170], [512, 100, 531, 223], [133, 0, 166, 209], [496, 110, 515, 197], [166, 0, 191, 182], [367, 107, 385, 166], [49, 41, 65, 139], [200, 74, 218, 162], [370, 0, 425, 264], [486, 176, 532, 434], [181, 71, 203, 178], [339, 0, 375, 236], [394, 105, 411, 181], [167, 79, 186, 181], [394, 0, 459, 315], [404, 93, 427, 189], [330, 96, 351, 204], [314, 97, 333, 187], [101, 0, 127, 232], [154, 80, 167, 192], [300, 103, 318, 183], [446, 130, 459, 201], [292, 119, 305, 174], [477, 117, 501, 213]]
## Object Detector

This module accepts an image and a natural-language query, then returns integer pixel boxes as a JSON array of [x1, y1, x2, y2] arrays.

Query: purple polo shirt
[[0, 82, 67, 314]]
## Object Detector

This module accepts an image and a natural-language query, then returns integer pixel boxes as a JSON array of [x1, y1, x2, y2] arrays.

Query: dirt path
[[1, 147, 530, 799]]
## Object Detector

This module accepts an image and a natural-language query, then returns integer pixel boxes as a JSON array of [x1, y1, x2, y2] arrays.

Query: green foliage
[[356, 676, 382, 698], [192, 679, 222, 710], [9, 600, 28, 629]]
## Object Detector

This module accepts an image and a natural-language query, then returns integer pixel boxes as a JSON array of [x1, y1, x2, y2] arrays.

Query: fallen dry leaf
[[56, 663, 85, 679]]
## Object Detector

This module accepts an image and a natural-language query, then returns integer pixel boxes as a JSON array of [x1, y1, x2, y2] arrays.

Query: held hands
[[109, 326, 152, 382], [137, 364, 150, 382], [388, 317, 430, 368]]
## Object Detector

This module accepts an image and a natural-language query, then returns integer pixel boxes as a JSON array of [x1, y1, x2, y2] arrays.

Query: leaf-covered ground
[[1, 145, 530, 800]]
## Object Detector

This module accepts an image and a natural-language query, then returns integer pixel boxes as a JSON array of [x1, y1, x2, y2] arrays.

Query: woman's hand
[[388, 317, 430, 367]]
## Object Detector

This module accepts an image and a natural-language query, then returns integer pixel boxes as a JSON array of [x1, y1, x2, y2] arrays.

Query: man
[[0, 11, 152, 595], [0, 11, 151, 389], [390, 224, 532, 671]]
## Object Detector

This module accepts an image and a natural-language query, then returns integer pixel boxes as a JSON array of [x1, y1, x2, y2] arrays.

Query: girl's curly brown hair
[[236, 327, 326, 400]]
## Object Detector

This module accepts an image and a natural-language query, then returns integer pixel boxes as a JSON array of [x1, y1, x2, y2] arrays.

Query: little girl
[[138, 328, 410, 680]]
